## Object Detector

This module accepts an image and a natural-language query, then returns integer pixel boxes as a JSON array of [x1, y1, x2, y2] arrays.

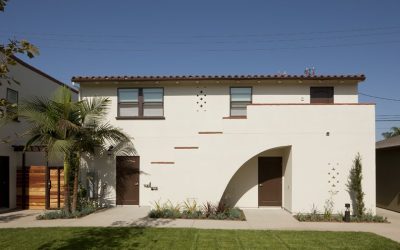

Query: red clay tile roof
[[72, 74, 366, 82]]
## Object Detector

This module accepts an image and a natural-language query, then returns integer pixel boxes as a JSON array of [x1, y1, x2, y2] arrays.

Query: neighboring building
[[73, 74, 375, 214], [376, 135, 400, 212], [0, 56, 78, 210]]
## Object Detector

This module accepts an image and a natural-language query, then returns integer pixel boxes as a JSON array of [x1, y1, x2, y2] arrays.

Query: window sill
[[223, 116, 247, 119], [115, 116, 165, 120]]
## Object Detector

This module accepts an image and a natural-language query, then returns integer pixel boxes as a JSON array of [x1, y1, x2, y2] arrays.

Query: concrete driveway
[[0, 207, 399, 243]]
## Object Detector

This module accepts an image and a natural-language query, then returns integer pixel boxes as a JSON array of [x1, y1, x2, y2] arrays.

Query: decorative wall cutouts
[[196, 86, 207, 112], [327, 162, 340, 192]]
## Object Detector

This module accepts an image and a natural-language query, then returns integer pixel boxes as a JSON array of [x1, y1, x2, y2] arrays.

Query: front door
[[116, 156, 139, 205], [0, 156, 10, 208], [258, 157, 282, 206]]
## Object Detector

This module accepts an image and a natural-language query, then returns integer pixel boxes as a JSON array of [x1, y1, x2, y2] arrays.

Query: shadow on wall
[[80, 140, 137, 207], [220, 146, 291, 208]]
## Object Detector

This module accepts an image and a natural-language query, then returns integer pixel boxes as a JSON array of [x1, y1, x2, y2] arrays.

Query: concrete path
[[0, 207, 399, 243]]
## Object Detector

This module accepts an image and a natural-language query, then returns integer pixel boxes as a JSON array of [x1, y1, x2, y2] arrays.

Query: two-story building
[[0, 56, 78, 210], [73, 74, 375, 214]]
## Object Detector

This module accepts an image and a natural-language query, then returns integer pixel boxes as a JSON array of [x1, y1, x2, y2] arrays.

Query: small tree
[[1, 0, 39, 125], [347, 153, 365, 217], [382, 127, 400, 139]]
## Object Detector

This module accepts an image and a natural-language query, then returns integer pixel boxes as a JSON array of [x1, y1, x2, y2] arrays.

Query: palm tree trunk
[[71, 155, 80, 213], [63, 155, 70, 212]]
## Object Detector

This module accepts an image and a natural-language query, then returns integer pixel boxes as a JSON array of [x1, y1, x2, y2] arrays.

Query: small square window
[[6, 88, 18, 104], [5, 88, 18, 121], [230, 87, 252, 116]]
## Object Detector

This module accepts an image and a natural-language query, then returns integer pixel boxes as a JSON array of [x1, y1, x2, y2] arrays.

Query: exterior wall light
[[345, 203, 351, 222], [107, 146, 114, 156]]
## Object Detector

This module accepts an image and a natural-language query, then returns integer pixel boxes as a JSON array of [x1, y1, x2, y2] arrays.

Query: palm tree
[[382, 127, 400, 139], [21, 87, 132, 212], [21, 88, 79, 211], [69, 97, 131, 212]]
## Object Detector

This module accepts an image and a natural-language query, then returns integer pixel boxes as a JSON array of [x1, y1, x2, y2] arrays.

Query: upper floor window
[[310, 87, 334, 104], [230, 87, 252, 116], [6, 88, 18, 121], [118, 88, 163, 118], [6, 88, 18, 104]]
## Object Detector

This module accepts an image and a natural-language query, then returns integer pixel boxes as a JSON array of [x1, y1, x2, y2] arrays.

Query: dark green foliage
[[148, 200, 245, 220], [294, 212, 388, 223], [36, 206, 97, 220], [295, 213, 344, 222], [1, 40, 39, 84], [347, 153, 366, 217], [0, 228, 399, 249], [382, 127, 400, 139], [1, 0, 38, 126], [0, 0, 8, 11], [21, 87, 132, 212]]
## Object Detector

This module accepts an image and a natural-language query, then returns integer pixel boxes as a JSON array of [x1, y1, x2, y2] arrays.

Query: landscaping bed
[[36, 207, 100, 220], [36, 199, 108, 220], [294, 212, 388, 223], [148, 200, 246, 221], [0, 228, 399, 249]]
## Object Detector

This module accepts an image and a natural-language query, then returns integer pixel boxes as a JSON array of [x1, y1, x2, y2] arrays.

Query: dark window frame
[[6, 88, 18, 104], [117, 87, 164, 119], [230, 86, 253, 117], [6, 88, 19, 121], [310, 87, 334, 104]]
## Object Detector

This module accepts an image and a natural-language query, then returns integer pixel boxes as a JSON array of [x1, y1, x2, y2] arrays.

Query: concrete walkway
[[0, 207, 399, 243]]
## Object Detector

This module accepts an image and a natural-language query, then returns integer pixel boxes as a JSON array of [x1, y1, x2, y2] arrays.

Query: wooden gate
[[17, 166, 46, 209], [48, 167, 64, 209], [17, 166, 64, 209]]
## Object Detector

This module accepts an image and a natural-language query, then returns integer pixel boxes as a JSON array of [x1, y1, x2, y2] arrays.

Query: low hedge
[[294, 213, 388, 223]]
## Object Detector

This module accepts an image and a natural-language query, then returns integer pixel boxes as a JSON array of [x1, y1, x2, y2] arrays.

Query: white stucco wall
[[0, 58, 78, 209], [79, 80, 375, 214], [222, 147, 292, 210]]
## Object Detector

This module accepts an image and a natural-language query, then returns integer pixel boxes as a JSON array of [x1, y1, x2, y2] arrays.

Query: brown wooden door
[[258, 157, 282, 206], [47, 167, 64, 209], [116, 156, 140, 205], [0, 156, 10, 208]]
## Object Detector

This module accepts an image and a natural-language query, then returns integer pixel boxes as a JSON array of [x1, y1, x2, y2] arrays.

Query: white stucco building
[[0, 56, 78, 210], [73, 74, 375, 214]]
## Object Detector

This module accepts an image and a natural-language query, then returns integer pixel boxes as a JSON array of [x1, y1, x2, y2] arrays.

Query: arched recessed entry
[[221, 146, 292, 211]]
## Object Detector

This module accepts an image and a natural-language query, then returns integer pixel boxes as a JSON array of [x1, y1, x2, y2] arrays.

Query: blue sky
[[1, 0, 399, 139]]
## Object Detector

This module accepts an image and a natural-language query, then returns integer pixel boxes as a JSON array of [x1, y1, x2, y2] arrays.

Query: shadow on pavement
[[0, 211, 36, 223], [37, 228, 145, 249], [111, 216, 174, 227]]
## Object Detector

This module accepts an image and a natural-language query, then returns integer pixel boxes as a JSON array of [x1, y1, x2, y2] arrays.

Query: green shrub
[[148, 200, 246, 221], [227, 208, 243, 220], [347, 153, 366, 217], [201, 201, 215, 217], [182, 199, 198, 214], [294, 211, 387, 223], [36, 204, 97, 220]]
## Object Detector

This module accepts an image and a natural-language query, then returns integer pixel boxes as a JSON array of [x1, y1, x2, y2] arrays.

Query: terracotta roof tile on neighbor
[[71, 74, 366, 82]]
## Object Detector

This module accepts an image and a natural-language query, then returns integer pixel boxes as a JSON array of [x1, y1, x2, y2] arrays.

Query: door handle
[[259, 184, 263, 187], [134, 182, 139, 186], [48, 180, 52, 189]]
